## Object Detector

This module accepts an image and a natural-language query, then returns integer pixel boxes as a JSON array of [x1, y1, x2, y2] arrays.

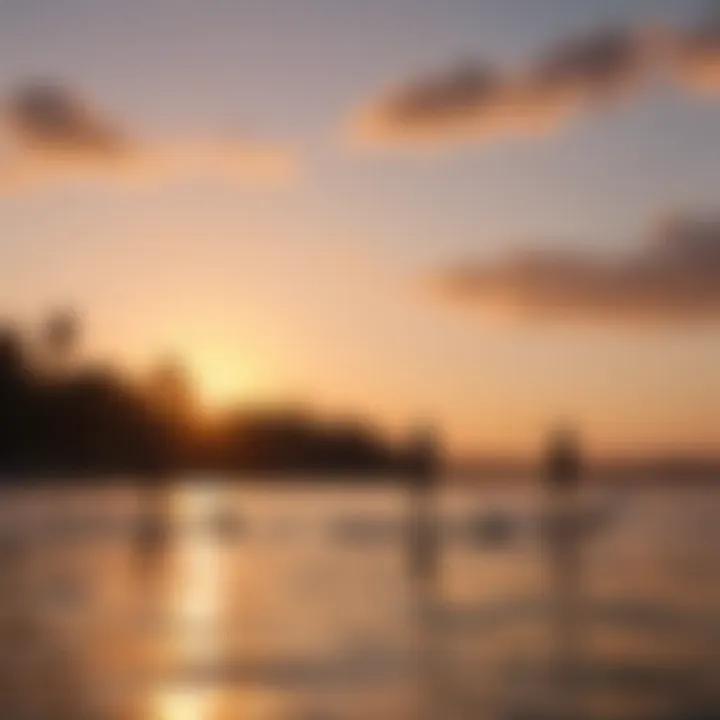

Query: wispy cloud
[[0, 82, 295, 191], [671, 23, 720, 93], [432, 215, 720, 324], [350, 22, 720, 150]]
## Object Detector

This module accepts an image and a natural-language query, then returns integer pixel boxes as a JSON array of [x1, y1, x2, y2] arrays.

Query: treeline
[[0, 313, 439, 480]]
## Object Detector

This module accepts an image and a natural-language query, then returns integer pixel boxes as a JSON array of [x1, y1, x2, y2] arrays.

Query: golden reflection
[[154, 687, 219, 720], [152, 485, 223, 720]]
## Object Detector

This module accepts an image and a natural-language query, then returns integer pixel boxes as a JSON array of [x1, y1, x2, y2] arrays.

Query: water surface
[[0, 478, 718, 719]]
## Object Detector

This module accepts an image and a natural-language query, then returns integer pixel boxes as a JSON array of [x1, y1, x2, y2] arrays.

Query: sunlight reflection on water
[[152, 484, 223, 720], [0, 479, 718, 720]]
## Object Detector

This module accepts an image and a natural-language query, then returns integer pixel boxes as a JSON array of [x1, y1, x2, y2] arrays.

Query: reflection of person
[[131, 481, 174, 712], [134, 481, 173, 579]]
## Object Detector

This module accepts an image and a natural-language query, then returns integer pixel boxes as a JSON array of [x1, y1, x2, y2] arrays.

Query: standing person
[[406, 426, 442, 720], [543, 426, 584, 720]]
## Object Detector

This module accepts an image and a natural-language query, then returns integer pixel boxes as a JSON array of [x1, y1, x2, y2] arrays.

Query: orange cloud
[[0, 82, 294, 191], [433, 215, 720, 324], [350, 22, 718, 150], [671, 24, 720, 93]]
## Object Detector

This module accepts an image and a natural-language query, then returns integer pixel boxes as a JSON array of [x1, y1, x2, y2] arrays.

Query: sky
[[0, 0, 719, 459]]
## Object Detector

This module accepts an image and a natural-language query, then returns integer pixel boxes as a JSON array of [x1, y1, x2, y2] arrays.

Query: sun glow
[[187, 352, 269, 412], [196, 370, 256, 412]]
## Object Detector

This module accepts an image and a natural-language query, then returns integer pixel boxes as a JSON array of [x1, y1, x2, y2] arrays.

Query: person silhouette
[[545, 426, 582, 493], [405, 425, 442, 720], [543, 426, 584, 720]]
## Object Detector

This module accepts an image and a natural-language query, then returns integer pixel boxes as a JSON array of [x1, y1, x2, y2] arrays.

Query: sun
[[190, 353, 264, 412]]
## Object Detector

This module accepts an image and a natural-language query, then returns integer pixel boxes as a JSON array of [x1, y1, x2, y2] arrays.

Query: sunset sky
[[1, 0, 719, 458]]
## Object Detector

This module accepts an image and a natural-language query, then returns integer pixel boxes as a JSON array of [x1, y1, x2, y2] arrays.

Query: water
[[0, 478, 718, 720]]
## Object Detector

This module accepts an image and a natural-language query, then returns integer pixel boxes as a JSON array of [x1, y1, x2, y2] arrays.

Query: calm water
[[0, 478, 718, 720]]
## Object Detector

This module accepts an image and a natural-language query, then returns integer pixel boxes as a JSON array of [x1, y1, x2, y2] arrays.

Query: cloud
[[350, 22, 718, 149], [433, 215, 720, 324], [671, 24, 720, 93], [0, 82, 294, 191], [8, 83, 130, 156]]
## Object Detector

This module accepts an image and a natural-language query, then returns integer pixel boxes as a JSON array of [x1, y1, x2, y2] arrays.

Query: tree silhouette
[[0, 313, 438, 482], [43, 309, 80, 374]]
